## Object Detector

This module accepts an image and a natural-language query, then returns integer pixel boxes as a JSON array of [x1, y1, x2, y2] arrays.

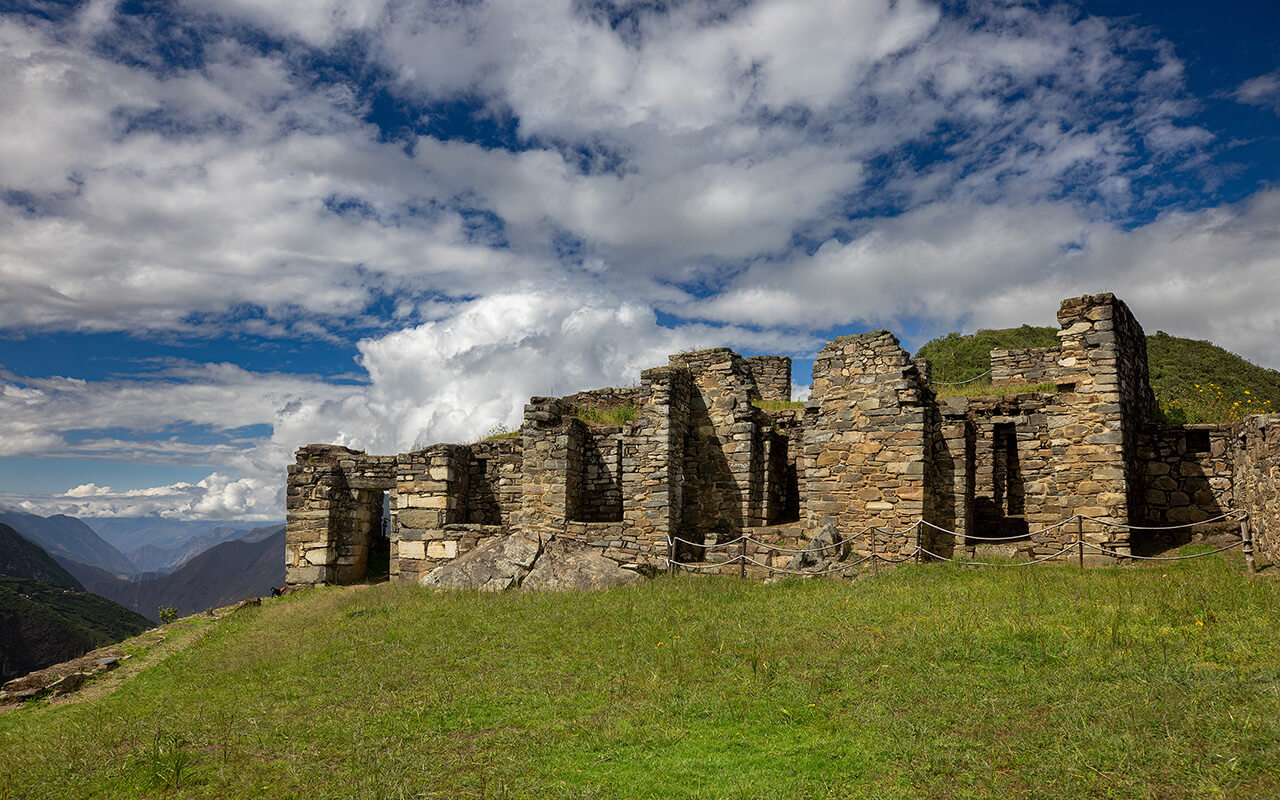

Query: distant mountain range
[[60, 526, 285, 623], [124, 524, 284, 573], [0, 511, 135, 575], [85, 517, 277, 560], [0, 524, 151, 683], [0, 510, 284, 578]]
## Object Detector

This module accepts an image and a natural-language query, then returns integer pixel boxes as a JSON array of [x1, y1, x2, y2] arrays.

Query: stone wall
[[466, 438, 523, 527], [765, 408, 804, 524], [390, 445, 472, 584], [1050, 293, 1151, 554], [575, 426, 623, 522], [288, 290, 1269, 585], [561, 386, 642, 410], [519, 397, 578, 541], [803, 331, 930, 556], [926, 399, 973, 557], [1230, 415, 1280, 564], [745, 355, 792, 402], [990, 346, 1063, 387], [669, 349, 768, 538], [620, 366, 691, 560], [285, 445, 396, 586], [1138, 424, 1234, 531], [964, 392, 1085, 557]]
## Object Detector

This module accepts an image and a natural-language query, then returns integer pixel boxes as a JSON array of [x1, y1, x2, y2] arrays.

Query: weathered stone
[[521, 540, 643, 591], [422, 534, 541, 591]]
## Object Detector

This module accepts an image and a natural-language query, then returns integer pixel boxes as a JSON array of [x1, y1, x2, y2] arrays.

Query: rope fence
[[666, 509, 1257, 578]]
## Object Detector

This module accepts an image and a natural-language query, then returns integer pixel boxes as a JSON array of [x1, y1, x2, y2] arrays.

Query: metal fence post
[[871, 527, 878, 577], [739, 535, 747, 579], [1077, 515, 1084, 569], [1241, 513, 1257, 575], [667, 535, 675, 577]]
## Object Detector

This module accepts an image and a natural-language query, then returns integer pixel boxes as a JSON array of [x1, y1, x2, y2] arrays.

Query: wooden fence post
[[1241, 513, 1257, 575]]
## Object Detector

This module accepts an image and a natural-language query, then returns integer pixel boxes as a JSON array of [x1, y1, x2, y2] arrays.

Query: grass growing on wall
[[752, 399, 806, 411], [935, 381, 1059, 399], [2, 555, 1277, 799], [575, 402, 640, 427]]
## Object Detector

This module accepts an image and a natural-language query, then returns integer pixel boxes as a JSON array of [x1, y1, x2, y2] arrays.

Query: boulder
[[787, 524, 843, 570], [522, 540, 643, 592], [422, 534, 541, 591]]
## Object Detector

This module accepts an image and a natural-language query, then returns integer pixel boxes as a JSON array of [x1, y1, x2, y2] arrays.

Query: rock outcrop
[[421, 535, 643, 592], [422, 534, 541, 592], [522, 540, 642, 592]]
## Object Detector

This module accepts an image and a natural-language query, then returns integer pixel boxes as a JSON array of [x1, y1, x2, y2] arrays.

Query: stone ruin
[[285, 293, 1280, 588]]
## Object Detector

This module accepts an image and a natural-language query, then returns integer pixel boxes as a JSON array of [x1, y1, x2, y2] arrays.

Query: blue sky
[[0, 0, 1277, 521]]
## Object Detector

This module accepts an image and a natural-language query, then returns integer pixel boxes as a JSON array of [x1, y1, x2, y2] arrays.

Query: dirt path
[[1, 599, 263, 713]]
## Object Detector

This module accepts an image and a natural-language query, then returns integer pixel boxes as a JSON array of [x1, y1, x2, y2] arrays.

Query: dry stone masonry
[[286, 293, 1275, 588]]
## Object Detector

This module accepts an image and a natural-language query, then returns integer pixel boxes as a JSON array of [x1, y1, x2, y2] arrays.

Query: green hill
[[0, 560, 1276, 798], [0, 577, 152, 682], [0, 524, 152, 682], [915, 326, 1280, 422]]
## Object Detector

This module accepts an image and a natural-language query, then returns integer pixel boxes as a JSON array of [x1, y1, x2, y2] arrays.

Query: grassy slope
[[915, 327, 1280, 421], [1, 558, 1277, 799], [1146, 332, 1280, 422]]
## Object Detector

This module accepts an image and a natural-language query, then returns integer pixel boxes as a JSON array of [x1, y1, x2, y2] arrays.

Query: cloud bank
[[1, 0, 1276, 519]]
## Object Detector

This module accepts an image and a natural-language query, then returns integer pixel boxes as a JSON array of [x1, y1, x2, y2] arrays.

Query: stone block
[[399, 540, 426, 560]]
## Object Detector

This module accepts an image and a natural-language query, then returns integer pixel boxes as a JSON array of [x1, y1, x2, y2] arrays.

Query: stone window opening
[[1185, 430, 1210, 454]]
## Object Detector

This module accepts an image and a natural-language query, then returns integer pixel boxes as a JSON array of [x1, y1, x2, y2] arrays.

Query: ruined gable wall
[[804, 331, 930, 556], [1050, 293, 1151, 553]]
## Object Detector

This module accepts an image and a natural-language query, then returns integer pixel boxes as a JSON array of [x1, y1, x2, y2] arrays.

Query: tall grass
[[2, 557, 1277, 799]]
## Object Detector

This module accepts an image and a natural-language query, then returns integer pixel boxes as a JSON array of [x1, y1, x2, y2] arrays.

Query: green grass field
[[2, 555, 1277, 799]]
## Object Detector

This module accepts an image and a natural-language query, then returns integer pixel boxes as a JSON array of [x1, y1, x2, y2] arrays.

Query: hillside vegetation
[[0, 524, 152, 681], [915, 326, 1280, 422], [2, 556, 1276, 798], [0, 577, 151, 682]]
